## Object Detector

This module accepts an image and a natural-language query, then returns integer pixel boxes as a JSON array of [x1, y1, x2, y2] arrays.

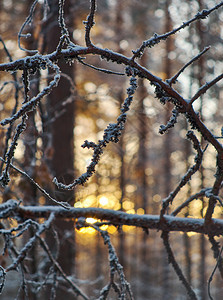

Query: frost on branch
[[0, 0, 223, 299], [53, 68, 138, 190]]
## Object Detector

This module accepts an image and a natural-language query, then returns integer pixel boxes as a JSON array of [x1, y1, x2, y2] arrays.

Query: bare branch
[[208, 235, 223, 279], [77, 56, 125, 75], [168, 46, 210, 85], [161, 231, 198, 300], [160, 131, 203, 218], [38, 236, 89, 300], [190, 73, 223, 105], [84, 0, 97, 47], [53, 69, 137, 190], [0, 157, 71, 209], [171, 188, 208, 216], [131, 3, 223, 59], [159, 108, 179, 134], [0, 58, 60, 126], [78, 220, 134, 300], [5, 212, 55, 272], [205, 154, 223, 224], [17, 0, 39, 54], [207, 243, 223, 300]]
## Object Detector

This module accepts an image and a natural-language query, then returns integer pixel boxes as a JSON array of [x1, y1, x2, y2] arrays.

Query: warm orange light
[[86, 217, 97, 224], [126, 209, 135, 214], [137, 208, 144, 215], [107, 226, 117, 234], [123, 200, 134, 210], [78, 227, 96, 235], [99, 196, 109, 206]]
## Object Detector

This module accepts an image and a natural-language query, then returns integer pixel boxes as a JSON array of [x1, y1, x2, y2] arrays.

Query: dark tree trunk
[[162, 1, 173, 298], [44, 1, 76, 298]]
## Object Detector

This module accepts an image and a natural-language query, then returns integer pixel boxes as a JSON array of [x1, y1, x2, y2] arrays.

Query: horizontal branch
[[3, 203, 223, 236], [1, 44, 222, 155]]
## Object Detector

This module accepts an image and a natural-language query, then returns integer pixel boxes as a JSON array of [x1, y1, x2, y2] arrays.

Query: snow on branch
[[0, 201, 222, 236], [0, 0, 223, 298]]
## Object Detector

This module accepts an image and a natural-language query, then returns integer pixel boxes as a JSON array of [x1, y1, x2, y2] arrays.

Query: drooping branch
[[77, 220, 134, 300], [161, 231, 198, 300]]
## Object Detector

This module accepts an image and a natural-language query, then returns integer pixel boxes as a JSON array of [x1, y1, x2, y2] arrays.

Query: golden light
[[74, 201, 82, 208], [186, 232, 197, 237], [212, 205, 222, 218], [137, 208, 145, 215], [100, 225, 108, 230], [122, 225, 135, 232], [84, 82, 97, 93], [99, 196, 109, 206], [123, 200, 134, 210], [108, 226, 117, 234], [153, 194, 161, 203], [86, 217, 97, 224], [78, 227, 96, 235], [126, 185, 136, 193], [83, 195, 96, 207], [126, 209, 135, 214], [97, 193, 120, 210]]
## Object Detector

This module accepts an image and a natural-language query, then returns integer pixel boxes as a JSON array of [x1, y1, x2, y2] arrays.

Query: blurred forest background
[[0, 0, 223, 299]]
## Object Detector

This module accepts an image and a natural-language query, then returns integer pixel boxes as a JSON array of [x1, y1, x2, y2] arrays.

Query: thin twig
[[6, 213, 55, 272], [171, 188, 208, 216], [161, 231, 198, 300], [168, 46, 210, 85], [131, 2, 223, 59], [78, 220, 134, 300], [38, 236, 89, 300], [160, 131, 203, 218], [207, 245, 223, 300], [17, 0, 39, 54], [190, 73, 223, 104], [77, 56, 125, 75], [0, 157, 70, 209], [53, 68, 137, 190]]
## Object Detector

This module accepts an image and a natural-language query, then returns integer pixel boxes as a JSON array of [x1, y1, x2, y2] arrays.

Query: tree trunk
[[44, 1, 76, 298]]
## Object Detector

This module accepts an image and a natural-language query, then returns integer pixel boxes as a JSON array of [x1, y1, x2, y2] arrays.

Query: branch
[[0, 45, 222, 153], [84, 0, 96, 47], [168, 46, 210, 85], [77, 56, 125, 75], [0, 157, 71, 209], [77, 220, 134, 300], [161, 231, 198, 300], [190, 72, 223, 105], [38, 236, 89, 300], [1, 203, 223, 236], [131, 2, 223, 59], [208, 235, 223, 279], [53, 69, 137, 190], [207, 243, 223, 300], [160, 131, 203, 218], [5, 212, 55, 272], [205, 154, 223, 223], [17, 0, 39, 54], [171, 188, 209, 216]]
